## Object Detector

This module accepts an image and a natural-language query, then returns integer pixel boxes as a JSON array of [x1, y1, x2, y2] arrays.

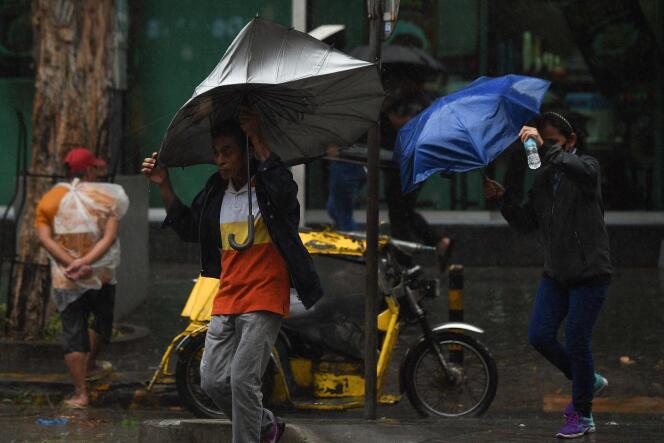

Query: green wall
[[0, 78, 33, 206], [128, 0, 292, 207], [309, 0, 365, 49], [0, 1, 615, 212]]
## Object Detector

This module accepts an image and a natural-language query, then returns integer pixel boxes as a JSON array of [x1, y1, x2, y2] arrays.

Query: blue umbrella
[[394, 75, 550, 193]]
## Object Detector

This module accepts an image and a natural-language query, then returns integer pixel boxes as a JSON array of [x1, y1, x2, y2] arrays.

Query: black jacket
[[162, 153, 324, 309], [501, 144, 612, 287]]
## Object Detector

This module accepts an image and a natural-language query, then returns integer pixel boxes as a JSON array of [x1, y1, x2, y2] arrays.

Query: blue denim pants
[[528, 276, 608, 416], [326, 162, 366, 231]]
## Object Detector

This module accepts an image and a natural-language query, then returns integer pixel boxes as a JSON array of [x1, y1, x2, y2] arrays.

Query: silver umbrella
[[159, 17, 384, 250], [159, 17, 385, 168]]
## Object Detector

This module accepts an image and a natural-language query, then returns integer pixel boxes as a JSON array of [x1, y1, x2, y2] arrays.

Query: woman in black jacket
[[484, 112, 611, 439]]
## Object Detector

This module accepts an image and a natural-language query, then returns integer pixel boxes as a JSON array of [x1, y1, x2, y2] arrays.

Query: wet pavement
[[1, 263, 664, 441], [0, 404, 185, 443], [3, 405, 663, 442], [118, 264, 664, 414]]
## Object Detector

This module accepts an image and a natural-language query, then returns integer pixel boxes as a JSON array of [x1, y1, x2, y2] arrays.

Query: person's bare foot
[[63, 394, 89, 409]]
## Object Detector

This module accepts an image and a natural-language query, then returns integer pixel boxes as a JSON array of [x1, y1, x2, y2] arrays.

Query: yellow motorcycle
[[147, 230, 497, 418]]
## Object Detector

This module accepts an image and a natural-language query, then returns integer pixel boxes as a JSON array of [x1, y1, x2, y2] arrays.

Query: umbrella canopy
[[351, 44, 445, 74], [159, 17, 385, 167], [394, 75, 550, 193]]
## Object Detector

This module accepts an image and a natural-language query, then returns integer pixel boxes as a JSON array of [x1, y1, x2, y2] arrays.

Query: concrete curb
[[0, 371, 184, 410], [0, 323, 150, 371], [139, 419, 326, 443]]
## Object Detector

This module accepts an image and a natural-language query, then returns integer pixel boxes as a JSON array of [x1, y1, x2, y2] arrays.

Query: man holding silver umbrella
[[142, 17, 384, 442], [142, 108, 321, 443]]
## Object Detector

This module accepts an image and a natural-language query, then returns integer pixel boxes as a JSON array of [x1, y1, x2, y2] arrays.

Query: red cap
[[64, 148, 106, 174]]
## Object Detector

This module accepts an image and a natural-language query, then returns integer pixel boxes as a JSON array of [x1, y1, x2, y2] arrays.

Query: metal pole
[[364, 0, 382, 420]]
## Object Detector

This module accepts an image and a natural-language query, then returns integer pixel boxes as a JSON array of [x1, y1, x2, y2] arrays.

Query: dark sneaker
[[564, 372, 608, 418], [263, 416, 285, 443], [556, 412, 595, 439]]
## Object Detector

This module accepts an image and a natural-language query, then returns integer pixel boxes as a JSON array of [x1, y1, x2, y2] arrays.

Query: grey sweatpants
[[200, 312, 282, 443]]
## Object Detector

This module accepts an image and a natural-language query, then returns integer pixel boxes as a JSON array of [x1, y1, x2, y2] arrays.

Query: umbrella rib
[[276, 27, 289, 82], [442, 103, 487, 164], [501, 93, 542, 118], [245, 19, 258, 85], [314, 46, 333, 76]]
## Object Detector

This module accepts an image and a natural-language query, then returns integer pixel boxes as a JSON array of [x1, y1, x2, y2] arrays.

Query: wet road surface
[[2, 263, 663, 441], [3, 404, 663, 442]]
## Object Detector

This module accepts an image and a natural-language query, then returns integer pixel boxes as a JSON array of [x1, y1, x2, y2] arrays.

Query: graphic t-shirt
[[212, 180, 290, 316]]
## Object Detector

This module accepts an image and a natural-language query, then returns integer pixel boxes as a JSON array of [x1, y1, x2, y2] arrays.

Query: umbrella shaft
[[246, 136, 252, 216]]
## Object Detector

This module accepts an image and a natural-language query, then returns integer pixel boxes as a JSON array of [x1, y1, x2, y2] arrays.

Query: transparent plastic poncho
[[49, 179, 129, 311]]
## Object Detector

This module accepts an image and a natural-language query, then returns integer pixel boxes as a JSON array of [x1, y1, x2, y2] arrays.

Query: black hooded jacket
[[162, 153, 324, 309], [500, 144, 612, 287]]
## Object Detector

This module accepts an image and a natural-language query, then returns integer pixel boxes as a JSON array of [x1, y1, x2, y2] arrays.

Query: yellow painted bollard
[[448, 265, 464, 364]]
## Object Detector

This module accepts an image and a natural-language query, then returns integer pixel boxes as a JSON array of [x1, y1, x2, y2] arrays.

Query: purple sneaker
[[564, 373, 608, 418], [556, 412, 596, 439], [262, 416, 285, 443]]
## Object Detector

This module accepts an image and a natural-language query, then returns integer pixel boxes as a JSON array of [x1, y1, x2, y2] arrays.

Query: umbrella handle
[[228, 214, 255, 251], [228, 133, 255, 251]]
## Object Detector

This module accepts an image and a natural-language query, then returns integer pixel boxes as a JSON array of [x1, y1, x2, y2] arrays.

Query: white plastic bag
[[49, 179, 129, 310]]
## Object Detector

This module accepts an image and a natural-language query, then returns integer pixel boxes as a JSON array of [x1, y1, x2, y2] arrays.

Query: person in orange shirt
[[35, 148, 128, 409], [142, 109, 323, 443]]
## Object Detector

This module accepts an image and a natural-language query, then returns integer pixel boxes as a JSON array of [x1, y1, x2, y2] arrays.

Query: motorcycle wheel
[[174, 332, 276, 419], [403, 331, 497, 418]]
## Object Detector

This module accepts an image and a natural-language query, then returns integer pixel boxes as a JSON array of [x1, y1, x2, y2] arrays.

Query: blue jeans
[[528, 276, 608, 416], [326, 162, 366, 231]]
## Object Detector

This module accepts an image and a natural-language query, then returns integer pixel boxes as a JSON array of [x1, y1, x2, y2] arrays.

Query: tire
[[175, 332, 276, 419], [175, 332, 225, 418], [403, 331, 498, 418]]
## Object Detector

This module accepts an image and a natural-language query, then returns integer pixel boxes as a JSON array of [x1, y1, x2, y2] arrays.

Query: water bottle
[[523, 138, 541, 170]]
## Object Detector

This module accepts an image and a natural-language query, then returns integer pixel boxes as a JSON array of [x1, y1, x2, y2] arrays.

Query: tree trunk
[[6, 0, 115, 339]]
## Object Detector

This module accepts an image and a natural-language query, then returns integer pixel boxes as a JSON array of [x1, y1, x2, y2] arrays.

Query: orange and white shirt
[[212, 180, 290, 317], [34, 180, 128, 311]]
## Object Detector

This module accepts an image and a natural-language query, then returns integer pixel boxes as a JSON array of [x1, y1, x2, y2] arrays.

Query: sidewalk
[[0, 370, 177, 410], [141, 416, 664, 443], [3, 404, 662, 443], [2, 365, 663, 442]]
